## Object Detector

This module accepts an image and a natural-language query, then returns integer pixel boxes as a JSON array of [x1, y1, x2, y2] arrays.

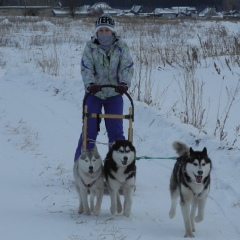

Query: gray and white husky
[[104, 140, 136, 217], [73, 146, 104, 216], [169, 141, 212, 238]]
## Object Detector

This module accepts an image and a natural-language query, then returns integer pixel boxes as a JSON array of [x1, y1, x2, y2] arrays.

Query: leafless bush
[[125, 18, 240, 146], [213, 79, 240, 143], [0, 52, 6, 67], [35, 45, 59, 76], [231, 125, 240, 148], [176, 65, 207, 129], [5, 118, 39, 152]]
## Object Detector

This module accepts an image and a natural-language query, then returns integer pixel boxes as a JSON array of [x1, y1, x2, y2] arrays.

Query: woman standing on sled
[[74, 14, 134, 161]]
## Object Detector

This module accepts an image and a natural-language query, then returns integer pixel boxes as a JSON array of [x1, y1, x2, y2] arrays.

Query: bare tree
[[63, 0, 80, 19], [15, 0, 57, 6], [222, 0, 239, 10]]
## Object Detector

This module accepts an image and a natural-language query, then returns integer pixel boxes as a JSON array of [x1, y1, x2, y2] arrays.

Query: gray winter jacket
[[81, 37, 134, 99]]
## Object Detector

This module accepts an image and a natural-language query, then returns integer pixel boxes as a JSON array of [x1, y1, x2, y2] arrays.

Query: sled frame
[[82, 85, 134, 151]]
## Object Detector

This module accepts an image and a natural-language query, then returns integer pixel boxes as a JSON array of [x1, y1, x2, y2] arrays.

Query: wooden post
[[82, 105, 88, 151], [128, 107, 133, 142]]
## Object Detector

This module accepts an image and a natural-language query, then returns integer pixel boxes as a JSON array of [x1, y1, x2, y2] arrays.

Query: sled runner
[[82, 84, 134, 151]]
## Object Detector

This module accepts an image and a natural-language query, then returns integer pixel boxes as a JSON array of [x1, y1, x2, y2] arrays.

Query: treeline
[[61, 0, 240, 11], [1, 0, 239, 11], [80, 0, 217, 9]]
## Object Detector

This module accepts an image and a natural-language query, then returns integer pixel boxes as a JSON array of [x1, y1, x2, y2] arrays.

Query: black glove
[[115, 82, 128, 94], [87, 84, 101, 94]]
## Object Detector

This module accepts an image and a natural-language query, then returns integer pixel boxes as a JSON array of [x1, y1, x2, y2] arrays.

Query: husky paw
[[110, 206, 116, 215], [117, 203, 122, 213], [123, 210, 130, 217], [194, 216, 203, 223], [83, 210, 91, 215], [184, 232, 195, 238], [90, 206, 94, 213], [94, 210, 100, 216], [93, 206, 101, 216], [78, 207, 83, 214], [169, 208, 176, 219]]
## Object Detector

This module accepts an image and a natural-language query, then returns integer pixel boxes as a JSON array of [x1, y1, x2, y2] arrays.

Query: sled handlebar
[[82, 84, 134, 121]]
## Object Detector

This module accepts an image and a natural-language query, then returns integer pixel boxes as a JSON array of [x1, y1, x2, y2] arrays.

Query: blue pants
[[74, 94, 125, 161]]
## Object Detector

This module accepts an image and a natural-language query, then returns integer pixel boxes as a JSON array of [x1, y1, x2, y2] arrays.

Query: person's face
[[97, 27, 112, 35]]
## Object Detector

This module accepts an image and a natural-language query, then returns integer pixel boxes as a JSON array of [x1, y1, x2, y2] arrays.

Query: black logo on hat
[[95, 16, 115, 27]]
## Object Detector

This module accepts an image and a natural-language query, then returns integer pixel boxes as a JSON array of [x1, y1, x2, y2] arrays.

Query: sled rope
[[135, 156, 176, 160], [87, 139, 176, 160], [88, 139, 110, 146]]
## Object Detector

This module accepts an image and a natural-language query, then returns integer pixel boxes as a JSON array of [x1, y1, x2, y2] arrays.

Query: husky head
[[111, 140, 136, 166], [78, 147, 102, 174], [186, 147, 212, 184]]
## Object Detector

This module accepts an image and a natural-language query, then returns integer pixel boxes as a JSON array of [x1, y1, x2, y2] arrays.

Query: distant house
[[130, 5, 145, 15], [171, 6, 198, 18], [75, 5, 91, 15], [103, 8, 124, 15], [223, 10, 240, 18], [90, 2, 111, 11], [152, 8, 176, 19], [52, 2, 120, 17], [52, 8, 70, 17], [52, 5, 91, 17], [172, 6, 196, 13], [199, 8, 222, 18], [122, 9, 135, 17]]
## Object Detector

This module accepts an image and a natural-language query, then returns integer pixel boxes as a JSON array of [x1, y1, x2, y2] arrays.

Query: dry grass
[[1, 16, 239, 145]]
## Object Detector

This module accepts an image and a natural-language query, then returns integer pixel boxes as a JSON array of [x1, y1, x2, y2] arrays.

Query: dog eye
[[85, 160, 88, 162], [202, 163, 206, 166], [118, 150, 124, 153], [193, 163, 198, 166], [125, 150, 130, 153]]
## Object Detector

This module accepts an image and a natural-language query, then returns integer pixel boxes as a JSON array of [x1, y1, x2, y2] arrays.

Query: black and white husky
[[104, 140, 136, 217], [73, 146, 104, 216], [169, 141, 212, 238]]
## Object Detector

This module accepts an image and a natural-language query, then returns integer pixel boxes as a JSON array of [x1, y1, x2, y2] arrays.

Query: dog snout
[[89, 166, 93, 171], [198, 170, 203, 175], [121, 156, 128, 165]]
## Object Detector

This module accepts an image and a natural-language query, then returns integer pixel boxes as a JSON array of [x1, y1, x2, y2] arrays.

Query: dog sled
[[82, 85, 134, 195], [82, 84, 134, 151]]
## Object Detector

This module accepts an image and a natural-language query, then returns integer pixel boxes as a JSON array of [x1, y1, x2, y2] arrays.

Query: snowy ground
[[0, 17, 240, 240]]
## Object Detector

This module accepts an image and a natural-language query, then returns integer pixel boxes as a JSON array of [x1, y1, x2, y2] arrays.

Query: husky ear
[[91, 146, 100, 158], [189, 147, 194, 155], [111, 141, 116, 147], [80, 152, 87, 160], [202, 147, 207, 155], [93, 152, 100, 159]]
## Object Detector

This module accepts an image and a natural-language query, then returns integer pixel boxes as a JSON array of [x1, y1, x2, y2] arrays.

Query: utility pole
[[24, 0, 27, 17]]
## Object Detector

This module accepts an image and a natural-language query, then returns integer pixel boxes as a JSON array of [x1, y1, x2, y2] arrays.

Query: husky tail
[[172, 141, 189, 157]]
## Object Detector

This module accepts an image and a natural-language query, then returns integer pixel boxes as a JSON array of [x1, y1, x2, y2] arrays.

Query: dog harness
[[80, 171, 102, 189], [80, 176, 98, 188]]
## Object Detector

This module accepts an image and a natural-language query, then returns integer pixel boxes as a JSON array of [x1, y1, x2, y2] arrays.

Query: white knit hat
[[95, 14, 116, 33]]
